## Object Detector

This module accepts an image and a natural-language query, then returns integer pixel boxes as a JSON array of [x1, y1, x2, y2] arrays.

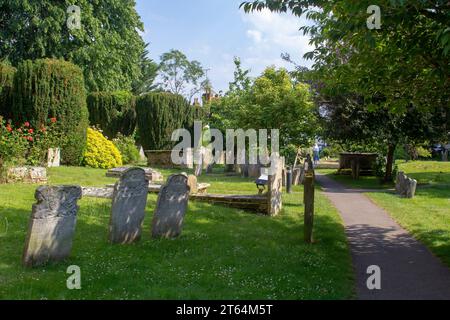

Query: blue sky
[[136, 0, 314, 93]]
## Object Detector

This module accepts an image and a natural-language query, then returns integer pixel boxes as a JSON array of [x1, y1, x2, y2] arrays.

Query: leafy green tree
[[158, 50, 206, 102], [240, 67, 317, 148], [0, 0, 146, 92], [210, 64, 317, 160], [132, 43, 159, 95], [319, 94, 441, 181], [209, 57, 252, 134], [229, 57, 251, 92], [242, 0, 450, 171], [241, 1, 449, 113]]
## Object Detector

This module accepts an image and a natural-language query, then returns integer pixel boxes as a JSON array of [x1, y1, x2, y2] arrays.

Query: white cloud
[[246, 30, 263, 44], [241, 8, 315, 74]]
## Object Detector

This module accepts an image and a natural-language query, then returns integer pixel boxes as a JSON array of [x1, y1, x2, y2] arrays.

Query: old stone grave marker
[[187, 175, 198, 194], [396, 171, 418, 199], [267, 154, 283, 216], [109, 168, 149, 244], [152, 174, 190, 239], [23, 186, 82, 267]]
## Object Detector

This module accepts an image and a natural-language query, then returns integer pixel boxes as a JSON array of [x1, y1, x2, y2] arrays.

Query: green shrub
[[113, 134, 140, 164], [87, 91, 136, 139], [0, 63, 16, 119], [13, 59, 89, 165], [83, 128, 122, 169], [136, 92, 194, 150]]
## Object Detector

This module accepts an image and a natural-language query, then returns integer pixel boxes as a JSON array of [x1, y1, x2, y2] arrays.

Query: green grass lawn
[[321, 161, 450, 268], [0, 166, 354, 300]]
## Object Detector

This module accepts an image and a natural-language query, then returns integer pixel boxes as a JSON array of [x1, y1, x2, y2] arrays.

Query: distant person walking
[[313, 144, 320, 166]]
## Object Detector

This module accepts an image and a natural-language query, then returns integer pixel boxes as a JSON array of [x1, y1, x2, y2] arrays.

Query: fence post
[[303, 167, 315, 244]]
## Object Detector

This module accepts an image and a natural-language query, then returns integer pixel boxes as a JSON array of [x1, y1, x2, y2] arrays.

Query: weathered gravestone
[[109, 168, 149, 244], [267, 154, 283, 216], [396, 171, 418, 199], [194, 163, 203, 177], [187, 175, 198, 194], [152, 174, 190, 239], [183, 148, 194, 169], [23, 186, 82, 267], [47, 148, 61, 168], [292, 167, 303, 186], [194, 149, 203, 177], [202, 148, 214, 170]]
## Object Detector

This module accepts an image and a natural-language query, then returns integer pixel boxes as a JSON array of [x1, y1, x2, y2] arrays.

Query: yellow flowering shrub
[[83, 128, 123, 169]]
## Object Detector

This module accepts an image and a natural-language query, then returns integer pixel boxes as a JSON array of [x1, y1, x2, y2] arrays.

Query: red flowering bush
[[0, 118, 28, 169], [0, 117, 63, 178]]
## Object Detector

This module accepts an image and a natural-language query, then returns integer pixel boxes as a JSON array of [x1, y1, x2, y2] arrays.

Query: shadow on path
[[316, 173, 450, 300]]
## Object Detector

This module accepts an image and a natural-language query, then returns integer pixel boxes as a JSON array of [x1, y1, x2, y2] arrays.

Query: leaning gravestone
[[23, 186, 82, 267], [152, 174, 190, 239], [292, 167, 303, 186], [109, 168, 149, 244]]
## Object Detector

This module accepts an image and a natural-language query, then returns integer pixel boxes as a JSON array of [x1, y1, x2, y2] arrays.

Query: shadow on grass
[[415, 185, 450, 200]]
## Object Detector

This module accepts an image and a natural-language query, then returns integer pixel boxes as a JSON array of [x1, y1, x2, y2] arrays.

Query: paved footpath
[[316, 173, 450, 300]]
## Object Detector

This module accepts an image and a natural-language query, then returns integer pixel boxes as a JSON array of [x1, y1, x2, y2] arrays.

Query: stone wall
[[145, 150, 175, 168]]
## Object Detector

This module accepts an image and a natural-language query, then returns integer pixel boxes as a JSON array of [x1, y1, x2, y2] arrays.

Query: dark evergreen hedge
[[0, 63, 16, 119], [87, 91, 136, 139], [13, 59, 89, 165], [136, 92, 194, 150]]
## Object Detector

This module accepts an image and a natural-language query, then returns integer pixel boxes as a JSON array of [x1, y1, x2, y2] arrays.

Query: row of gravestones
[[23, 168, 190, 268]]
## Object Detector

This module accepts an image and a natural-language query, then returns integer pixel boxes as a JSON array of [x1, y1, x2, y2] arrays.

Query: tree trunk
[[384, 144, 396, 182]]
